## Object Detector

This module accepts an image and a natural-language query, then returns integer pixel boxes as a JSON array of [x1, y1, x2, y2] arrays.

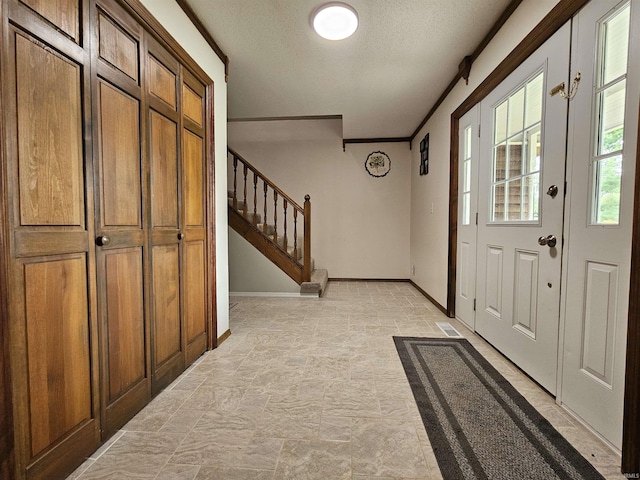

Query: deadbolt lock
[[546, 185, 559, 198]]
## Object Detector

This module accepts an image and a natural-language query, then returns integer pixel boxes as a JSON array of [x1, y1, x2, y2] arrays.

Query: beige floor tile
[[272, 439, 351, 480], [351, 417, 430, 478], [194, 466, 274, 480], [155, 464, 201, 480], [68, 281, 625, 480]]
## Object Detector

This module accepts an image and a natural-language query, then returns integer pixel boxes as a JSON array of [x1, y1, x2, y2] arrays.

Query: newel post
[[303, 194, 311, 282]]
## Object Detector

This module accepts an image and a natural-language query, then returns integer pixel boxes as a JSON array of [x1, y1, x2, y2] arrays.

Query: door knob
[[178, 233, 185, 240], [96, 235, 111, 246], [538, 234, 557, 248], [546, 185, 559, 198]]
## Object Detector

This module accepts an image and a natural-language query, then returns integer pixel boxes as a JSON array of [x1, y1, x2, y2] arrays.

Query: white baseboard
[[229, 291, 319, 298]]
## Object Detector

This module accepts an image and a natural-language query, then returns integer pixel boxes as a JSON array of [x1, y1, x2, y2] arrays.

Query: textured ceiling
[[185, 0, 514, 138]]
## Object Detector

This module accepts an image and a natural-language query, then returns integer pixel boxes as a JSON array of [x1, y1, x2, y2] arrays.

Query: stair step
[[300, 268, 328, 297], [278, 237, 304, 259], [257, 223, 275, 236], [228, 199, 263, 224]]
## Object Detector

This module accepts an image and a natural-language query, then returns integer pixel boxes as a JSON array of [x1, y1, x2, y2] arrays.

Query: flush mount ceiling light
[[312, 2, 359, 40]]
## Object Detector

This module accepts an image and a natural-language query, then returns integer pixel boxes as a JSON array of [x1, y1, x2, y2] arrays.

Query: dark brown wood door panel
[[98, 81, 142, 228], [150, 111, 179, 228], [151, 244, 182, 366], [185, 237, 207, 364], [4, 13, 100, 479], [182, 68, 207, 364], [147, 41, 182, 391], [104, 248, 146, 402], [19, 0, 81, 42], [24, 256, 92, 457], [93, 0, 150, 441]]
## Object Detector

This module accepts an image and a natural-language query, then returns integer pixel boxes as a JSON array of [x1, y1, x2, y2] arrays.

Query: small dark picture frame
[[419, 133, 429, 175]]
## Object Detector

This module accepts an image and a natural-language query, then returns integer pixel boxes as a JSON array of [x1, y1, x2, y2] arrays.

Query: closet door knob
[[178, 233, 185, 240], [96, 235, 111, 246]]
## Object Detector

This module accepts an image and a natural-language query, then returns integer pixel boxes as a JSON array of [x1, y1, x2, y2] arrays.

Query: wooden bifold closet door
[[93, 0, 150, 439], [4, 0, 101, 477], [1, 0, 214, 478]]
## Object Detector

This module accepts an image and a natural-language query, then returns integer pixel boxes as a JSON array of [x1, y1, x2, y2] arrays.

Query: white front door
[[561, 0, 638, 450], [475, 24, 570, 394], [456, 106, 480, 329]]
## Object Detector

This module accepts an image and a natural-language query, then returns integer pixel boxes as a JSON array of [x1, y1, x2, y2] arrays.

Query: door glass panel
[[525, 74, 544, 127], [495, 102, 508, 144], [507, 178, 522, 220], [523, 173, 540, 221], [508, 89, 525, 136], [463, 193, 471, 225], [598, 80, 626, 155], [526, 126, 542, 173], [595, 155, 623, 224], [463, 157, 471, 192], [602, 5, 630, 85], [492, 183, 505, 222], [494, 143, 507, 182], [507, 133, 524, 178], [491, 71, 544, 223], [591, 3, 629, 225]]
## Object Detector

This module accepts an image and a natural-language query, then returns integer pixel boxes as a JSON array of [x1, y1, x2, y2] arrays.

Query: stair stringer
[[228, 206, 305, 285]]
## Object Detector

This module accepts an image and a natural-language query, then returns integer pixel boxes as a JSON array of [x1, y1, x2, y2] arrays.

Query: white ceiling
[[184, 0, 514, 138]]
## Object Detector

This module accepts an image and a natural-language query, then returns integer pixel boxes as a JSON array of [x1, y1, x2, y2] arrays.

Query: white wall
[[409, 0, 561, 308], [228, 118, 411, 280], [139, 0, 230, 337], [228, 229, 300, 294]]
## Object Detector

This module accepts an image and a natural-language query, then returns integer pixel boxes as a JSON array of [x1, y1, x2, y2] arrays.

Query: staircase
[[228, 148, 328, 296]]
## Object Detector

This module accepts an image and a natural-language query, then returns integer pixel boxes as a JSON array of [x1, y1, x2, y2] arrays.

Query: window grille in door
[[491, 72, 544, 223], [462, 125, 473, 225]]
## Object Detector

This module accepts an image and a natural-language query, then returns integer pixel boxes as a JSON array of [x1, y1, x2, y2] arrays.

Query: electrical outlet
[[430, 203, 434, 213], [411, 265, 415, 275]]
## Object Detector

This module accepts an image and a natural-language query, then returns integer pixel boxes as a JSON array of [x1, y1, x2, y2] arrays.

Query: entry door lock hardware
[[538, 234, 557, 248]]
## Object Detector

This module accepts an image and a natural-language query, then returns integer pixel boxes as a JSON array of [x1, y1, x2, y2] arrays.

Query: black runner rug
[[393, 336, 605, 480]]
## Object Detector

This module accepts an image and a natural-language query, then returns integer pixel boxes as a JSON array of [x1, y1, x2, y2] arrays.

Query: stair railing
[[228, 148, 311, 282]]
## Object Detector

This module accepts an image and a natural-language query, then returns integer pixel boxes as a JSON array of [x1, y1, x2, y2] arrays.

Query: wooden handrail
[[228, 148, 312, 282], [229, 148, 304, 212]]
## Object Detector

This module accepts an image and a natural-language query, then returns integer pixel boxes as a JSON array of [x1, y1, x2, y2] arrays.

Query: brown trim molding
[[410, 0, 524, 140], [206, 82, 217, 351], [342, 137, 411, 152], [215, 329, 231, 347], [469, 0, 524, 64], [622, 100, 640, 475], [0, 0, 15, 474], [229, 115, 342, 122], [409, 280, 449, 316], [328, 278, 408, 282], [174, 0, 229, 81]]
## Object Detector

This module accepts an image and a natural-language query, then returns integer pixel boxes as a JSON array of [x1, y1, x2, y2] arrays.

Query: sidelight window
[[462, 125, 473, 225], [591, 2, 630, 225]]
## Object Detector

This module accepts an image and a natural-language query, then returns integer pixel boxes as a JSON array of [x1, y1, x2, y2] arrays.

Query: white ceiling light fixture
[[312, 2, 359, 41]]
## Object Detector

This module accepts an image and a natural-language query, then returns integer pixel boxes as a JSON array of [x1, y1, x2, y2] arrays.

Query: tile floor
[[69, 281, 625, 479]]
